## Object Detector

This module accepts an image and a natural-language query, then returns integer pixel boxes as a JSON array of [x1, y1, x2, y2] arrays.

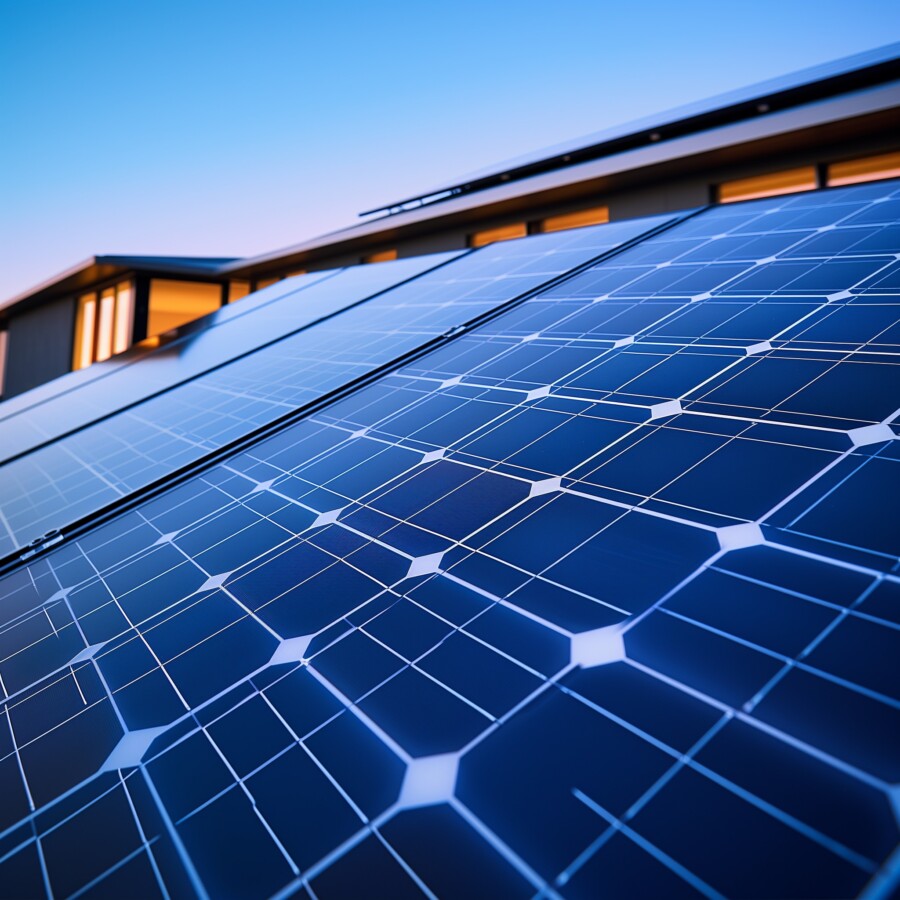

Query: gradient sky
[[1, 0, 899, 301]]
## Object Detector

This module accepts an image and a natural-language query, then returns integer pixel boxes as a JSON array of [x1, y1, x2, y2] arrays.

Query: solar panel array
[[0, 184, 898, 900], [0, 215, 672, 557]]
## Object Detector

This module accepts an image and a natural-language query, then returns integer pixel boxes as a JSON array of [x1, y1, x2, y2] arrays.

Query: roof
[[224, 75, 900, 278], [0, 255, 239, 317], [362, 40, 900, 215], [0, 180, 899, 897], [5, 42, 900, 310]]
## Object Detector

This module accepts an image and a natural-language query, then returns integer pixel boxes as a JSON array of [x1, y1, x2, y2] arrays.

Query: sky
[[1, 0, 899, 301]]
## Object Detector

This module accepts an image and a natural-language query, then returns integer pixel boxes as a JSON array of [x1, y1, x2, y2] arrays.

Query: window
[[255, 276, 281, 291], [95, 288, 116, 362], [147, 279, 223, 336], [363, 249, 398, 264], [827, 151, 900, 187], [718, 167, 818, 203], [470, 223, 527, 248], [113, 282, 133, 354], [540, 206, 609, 233], [228, 280, 251, 303], [73, 293, 98, 370], [285, 269, 307, 277], [72, 280, 134, 371]]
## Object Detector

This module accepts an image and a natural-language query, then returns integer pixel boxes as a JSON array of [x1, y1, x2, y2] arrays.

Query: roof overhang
[[1, 256, 238, 320], [363, 41, 900, 214], [226, 80, 900, 279]]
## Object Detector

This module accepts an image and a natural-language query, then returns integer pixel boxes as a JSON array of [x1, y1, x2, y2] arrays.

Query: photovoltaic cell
[[0, 258, 451, 461], [0, 183, 897, 899], [0, 215, 672, 556]]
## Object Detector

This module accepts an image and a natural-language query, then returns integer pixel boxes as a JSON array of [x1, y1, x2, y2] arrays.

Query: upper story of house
[[2, 41, 898, 400]]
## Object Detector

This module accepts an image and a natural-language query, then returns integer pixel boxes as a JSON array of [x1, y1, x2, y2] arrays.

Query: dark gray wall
[[4, 297, 75, 398]]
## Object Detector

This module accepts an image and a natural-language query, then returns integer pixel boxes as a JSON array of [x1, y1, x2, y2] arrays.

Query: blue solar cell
[[0, 182, 898, 897], [307, 831, 424, 899], [560, 830, 703, 899], [754, 668, 900, 782], [380, 804, 535, 897], [630, 766, 868, 898], [0, 215, 671, 556], [0, 262, 427, 461]]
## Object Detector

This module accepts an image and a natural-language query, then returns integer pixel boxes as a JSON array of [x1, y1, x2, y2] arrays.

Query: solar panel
[[0, 183, 897, 899], [0, 273, 343, 429], [0, 258, 454, 462], [0, 215, 673, 556]]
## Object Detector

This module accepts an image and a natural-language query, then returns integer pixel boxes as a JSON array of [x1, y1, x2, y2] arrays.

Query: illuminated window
[[470, 223, 527, 248], [285, 269, 307, 277], [95, 288, 116, 362], [827, 151, 900, 187], [363, 249, 398, 263], [147, 279, 222, 336], [113, 281, 133, 354], [228, 280, 251, 303], [718, 167, 817, 203], [540, 206, 609, 233], [73, 293, 97, 370], [255, 277, 281, 291], [73, 282, 137, 370]]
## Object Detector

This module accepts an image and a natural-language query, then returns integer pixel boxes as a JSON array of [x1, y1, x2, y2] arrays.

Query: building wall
[[3, 103, 898, 399], [3, 296, 75, 398], [242, 124, 900, 282]]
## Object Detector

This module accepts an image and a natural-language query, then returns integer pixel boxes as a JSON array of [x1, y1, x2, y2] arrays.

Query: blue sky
[[1, 0, 898, 300]]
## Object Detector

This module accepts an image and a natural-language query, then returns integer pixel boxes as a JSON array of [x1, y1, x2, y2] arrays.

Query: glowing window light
[[113, 281, 133, 354], [540, 206, 609, 233], [95, 288, 116, 362], [470, 222, 528, 248], [718, 167, 817, 203], [73, 293, 97, 370], [363, 249, 398, 263], [828, 151, 900, 187]]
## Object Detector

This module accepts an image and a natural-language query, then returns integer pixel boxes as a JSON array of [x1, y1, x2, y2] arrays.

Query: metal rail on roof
[[359, 42, 900, 219]]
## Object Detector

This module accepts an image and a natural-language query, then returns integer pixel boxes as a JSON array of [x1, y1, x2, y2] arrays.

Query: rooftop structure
[[0, 48, 898, 900], [1, 43, 899, 398]]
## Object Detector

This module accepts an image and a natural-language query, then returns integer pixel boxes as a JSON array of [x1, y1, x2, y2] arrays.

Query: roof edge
[[362, 41, 900, 216], [1, 255, 241, 317]]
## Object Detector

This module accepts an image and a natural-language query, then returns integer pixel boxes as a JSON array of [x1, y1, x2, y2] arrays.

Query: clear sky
[[1, 0, 899, 300]]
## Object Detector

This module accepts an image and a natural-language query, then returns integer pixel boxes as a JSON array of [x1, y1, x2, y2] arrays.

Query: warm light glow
[[73, 293, 97, 370], [363, 249, 398, 263], [470, 222, 528, 247], [74, 283, 135, 369], [95, 288, 116, 362], [255, 277, 281, 291], [228, 280, 251, 303], [827, 151, 900, 187], [718, 167, 817, 203], [540, 206, 609, 233], [113, 281, 133, 354], [147, 279, 222, 336], [285, 269, 307, 277]]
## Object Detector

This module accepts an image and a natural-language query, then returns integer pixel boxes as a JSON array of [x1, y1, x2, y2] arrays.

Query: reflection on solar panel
[[0, 184, 898, 899], [0, 264, 398, 458], [0, 215, 673, 556]]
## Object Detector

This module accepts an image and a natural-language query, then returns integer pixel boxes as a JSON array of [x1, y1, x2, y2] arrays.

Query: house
[[2, 41, 898, 399]]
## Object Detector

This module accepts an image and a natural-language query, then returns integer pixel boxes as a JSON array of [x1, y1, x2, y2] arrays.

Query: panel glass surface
[[0, 183, 897, 899], [0, 271, 334, 435], [0, 257, 457, 460], [0, 216, 670, 555]]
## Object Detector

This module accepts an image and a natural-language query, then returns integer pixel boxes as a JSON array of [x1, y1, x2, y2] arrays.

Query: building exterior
[[0, 46, 899, 900], [2, 42, 898, 400]]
